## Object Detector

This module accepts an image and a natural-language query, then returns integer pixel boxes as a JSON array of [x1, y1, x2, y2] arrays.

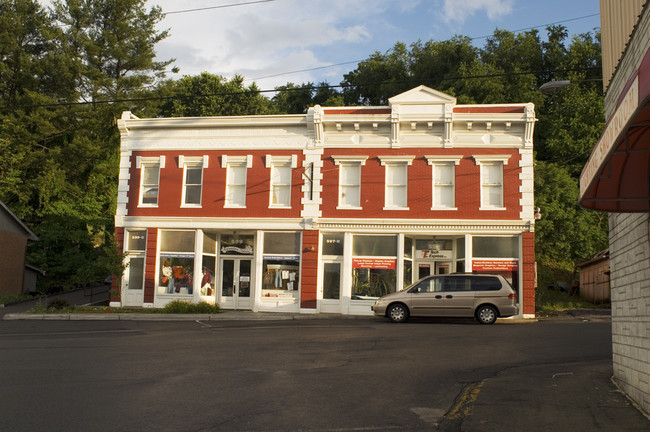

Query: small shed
[[0, 201, 40, 295], [577, 249, 610, 303]]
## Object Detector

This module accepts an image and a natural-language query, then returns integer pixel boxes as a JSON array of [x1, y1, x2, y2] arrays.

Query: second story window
[[266, 155, 298, 208], [379, 156, 414, 210], [179, 155, 208, 207], [427, 156, 462, 210], [136, 156, 165, 207], [474, 155, 511, 210], [223, 155, 252, 208], [332, 156, 368, 209]]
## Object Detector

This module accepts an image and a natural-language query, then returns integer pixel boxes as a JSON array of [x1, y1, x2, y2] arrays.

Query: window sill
[[138, 204, 159, 208], [180, 204, 202, 208], [431, 207, 458, 211], [224, 205, 247, 209], [336, 206, 363, 210], [268, 205, 292, 209], [479, 207, 507, 211], [383, 206, 410, 211]]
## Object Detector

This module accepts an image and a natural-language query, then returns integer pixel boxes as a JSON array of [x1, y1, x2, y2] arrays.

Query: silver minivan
[[371, 273, 518, 324]]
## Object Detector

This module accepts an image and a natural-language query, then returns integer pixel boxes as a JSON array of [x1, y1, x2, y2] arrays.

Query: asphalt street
[[1, 311, 648, 432]]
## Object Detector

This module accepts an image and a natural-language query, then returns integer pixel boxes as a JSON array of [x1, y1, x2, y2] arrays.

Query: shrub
[[163, 299, 220, 314], [47, 297, 73, 311]]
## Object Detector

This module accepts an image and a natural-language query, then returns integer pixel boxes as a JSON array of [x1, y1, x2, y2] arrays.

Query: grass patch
[[27, 298, 221, 314], [535, 286, 609, 315], [0, 294, 37, 305]]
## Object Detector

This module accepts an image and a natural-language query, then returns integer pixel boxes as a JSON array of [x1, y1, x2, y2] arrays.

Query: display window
[[201, 232, 218, 298], [352, 235, 397, 300], [158, 230, 195, 295], [262, 232, 301, 300]]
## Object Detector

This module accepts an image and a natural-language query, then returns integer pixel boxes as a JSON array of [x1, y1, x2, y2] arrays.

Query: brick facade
[[113, 86, 537, 318]]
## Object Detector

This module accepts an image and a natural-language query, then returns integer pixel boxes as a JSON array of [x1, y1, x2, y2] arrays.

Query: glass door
[[220, 258, 252, 309], [320, 259, 342, 313], [124, 255, 145, 306]]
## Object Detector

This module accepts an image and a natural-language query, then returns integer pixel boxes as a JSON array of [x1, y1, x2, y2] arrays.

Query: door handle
[[446, 295, 453, 299], [435, 295, 443, 299]]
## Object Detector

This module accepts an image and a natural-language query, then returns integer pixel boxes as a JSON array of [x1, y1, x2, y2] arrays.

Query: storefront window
[[201, 232, 217, 297], [472, 236, 519, 258], [352, 235, 397, 300], [404, 260, 413, 287], [404, 237, 413, 258], [322, 233, 344, 256], [159, 230, 195, 295], [353, 235, 397, 256], [456, 237, 465, 259], [262, 232, 301, 300], [264, 232, 300, 255]]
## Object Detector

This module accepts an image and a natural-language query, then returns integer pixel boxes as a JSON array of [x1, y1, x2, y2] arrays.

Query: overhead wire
[[0, 67, 602, 111]]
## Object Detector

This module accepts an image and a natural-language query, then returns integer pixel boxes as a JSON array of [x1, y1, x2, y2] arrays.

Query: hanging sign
[[353, 258, 396, 269], [472, 260, 519, 271]]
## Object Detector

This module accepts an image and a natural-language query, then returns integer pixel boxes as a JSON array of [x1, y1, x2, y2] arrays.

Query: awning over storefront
[[580, 47, 650, 212]]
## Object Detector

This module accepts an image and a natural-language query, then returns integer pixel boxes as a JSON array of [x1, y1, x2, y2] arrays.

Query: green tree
[[156, 73, 270, 117], [270, 82, 342, 114], [534, 162, 608, 271], [0, 0, 173, 290], [342, 41, 411, 105]]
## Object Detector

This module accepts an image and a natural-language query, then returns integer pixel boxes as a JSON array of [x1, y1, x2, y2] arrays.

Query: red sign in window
[[472, 260, 519, 271], [352, 258, 396, 269]]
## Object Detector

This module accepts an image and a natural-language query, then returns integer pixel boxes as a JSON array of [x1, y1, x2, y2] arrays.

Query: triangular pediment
[[389, 85, 456, 105]]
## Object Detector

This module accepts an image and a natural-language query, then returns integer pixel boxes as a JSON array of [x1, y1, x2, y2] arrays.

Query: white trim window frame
[[332, 155, 368, 210], [265, 155, 297, 208], [223, 155, 252, 208], [136, 155, 165, 207], [378, 155, 414, 210], [426, 155, 462, 210], [473, 155, 511, 210], [179, 155, 208, 207]]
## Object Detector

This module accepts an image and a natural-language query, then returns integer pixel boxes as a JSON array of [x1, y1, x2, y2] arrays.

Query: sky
[[147, 0, 602, 91]]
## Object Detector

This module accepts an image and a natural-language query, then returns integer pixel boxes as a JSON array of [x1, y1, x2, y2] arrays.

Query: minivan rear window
[[470, 276, 502, 291]]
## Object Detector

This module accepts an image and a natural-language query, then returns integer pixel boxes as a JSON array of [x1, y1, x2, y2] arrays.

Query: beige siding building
[[580, 0, 650, 416]]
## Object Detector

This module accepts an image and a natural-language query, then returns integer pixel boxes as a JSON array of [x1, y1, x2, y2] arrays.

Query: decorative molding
[[378, 155, 415, 165]]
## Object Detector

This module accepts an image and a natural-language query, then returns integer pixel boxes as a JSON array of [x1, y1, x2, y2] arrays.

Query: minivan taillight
[[508, 293, 517, 300]]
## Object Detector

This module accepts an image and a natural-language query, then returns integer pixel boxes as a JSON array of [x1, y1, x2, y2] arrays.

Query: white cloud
[[441, 0, 514, 23], [148, 0, 386, 87]]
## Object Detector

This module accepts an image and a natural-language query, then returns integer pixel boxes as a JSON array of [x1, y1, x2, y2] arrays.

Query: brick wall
[[300, 230, 319, 309], [609, 212, 650, 415], [144, 228, 158, 304]]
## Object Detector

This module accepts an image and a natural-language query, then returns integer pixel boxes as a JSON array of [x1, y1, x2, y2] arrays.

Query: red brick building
[[113, 86, 536, 317]]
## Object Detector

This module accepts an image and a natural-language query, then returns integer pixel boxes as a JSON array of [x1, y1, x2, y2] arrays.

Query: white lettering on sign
[[580, 77, 638, 198]]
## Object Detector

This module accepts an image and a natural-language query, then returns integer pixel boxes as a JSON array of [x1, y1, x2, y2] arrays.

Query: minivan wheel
[[387, 304, 409, 323], [475, 305, 498, 325]]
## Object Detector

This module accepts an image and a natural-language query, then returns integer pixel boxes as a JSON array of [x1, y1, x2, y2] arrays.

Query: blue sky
[[147, 0, 601, 90]]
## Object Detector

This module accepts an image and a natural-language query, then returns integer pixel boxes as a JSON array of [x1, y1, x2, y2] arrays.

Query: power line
[[245, 12, 600, 82], [0, 67, 601, 111], [164, 0, 275, 16], [470, 13, 600, 40]]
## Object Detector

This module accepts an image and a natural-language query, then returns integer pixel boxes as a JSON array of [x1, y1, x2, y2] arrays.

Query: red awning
[[579, 47, 650, 212]]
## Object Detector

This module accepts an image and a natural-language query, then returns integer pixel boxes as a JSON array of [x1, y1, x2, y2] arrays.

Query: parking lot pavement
[[441, 360, 650, 432]]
